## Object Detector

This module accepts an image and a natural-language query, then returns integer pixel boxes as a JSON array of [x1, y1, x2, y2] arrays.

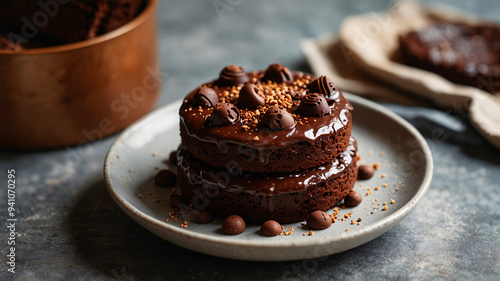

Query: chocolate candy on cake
[[261, 106, 295, 131], [308, 75, 337, 99], [238, 83, 265, 109], [208, 102, 240, 126], [298, 93, 331, 117], [217, 65, 249, 86], [399, 22, 500, 93], [192, 87, 219, 107], [261, 63, 293, 83]]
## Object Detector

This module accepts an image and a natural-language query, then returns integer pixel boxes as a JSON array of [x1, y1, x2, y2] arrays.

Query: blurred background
[[1, 0, 499, 280]]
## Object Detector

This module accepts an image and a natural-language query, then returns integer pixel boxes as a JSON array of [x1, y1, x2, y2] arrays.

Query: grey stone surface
[[1, 0, 500, 280]]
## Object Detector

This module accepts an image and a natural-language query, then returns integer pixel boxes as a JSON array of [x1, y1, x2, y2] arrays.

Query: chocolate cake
[[0, 0, 146, 50], [399, 22, 500, 93], [177, 64, 358, 223], [180, 64, 353, 173]]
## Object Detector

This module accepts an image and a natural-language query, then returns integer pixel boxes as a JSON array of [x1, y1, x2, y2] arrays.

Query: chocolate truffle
[[208, 102, 240, 126], [344, 190, 362, 207], [298, 93, 331, 117], [238, 83, 265, 109], [195, 209, 212, 224], [192, 87, 219, 107], [358, 164, 375, 179], [222, 215, 246, 235], [307, 210, 332, 230], [217, 65, 249, 86], [169, 150, 178, 165], [155, 169, 177, 187], [261, 63, 293, 84], [260, 220, 282, 236], [290, 89, 306, 100], [261, 106, 295, 131], [308, 75, 337, 99], [169, 194, 183, 209]]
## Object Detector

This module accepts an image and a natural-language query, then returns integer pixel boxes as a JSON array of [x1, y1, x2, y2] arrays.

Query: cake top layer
[[399, 22, 500, 77], [180, 64, 353, 148]]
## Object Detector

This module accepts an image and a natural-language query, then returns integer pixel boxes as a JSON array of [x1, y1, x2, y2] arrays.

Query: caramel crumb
[[308, 230, 314, 236], [380, 152, 385, 156], [253, 136, 259, 141], [365, 187, 372, 196], [390, 199, 395, 204], [381, 173, 387, 178], [373, 163, 380, 170], [382, 206, 388, 211]]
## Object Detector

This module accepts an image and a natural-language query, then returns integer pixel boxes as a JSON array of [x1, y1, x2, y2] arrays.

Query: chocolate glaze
[[180, 71, 353, 150], [177, 137, 357, 196]]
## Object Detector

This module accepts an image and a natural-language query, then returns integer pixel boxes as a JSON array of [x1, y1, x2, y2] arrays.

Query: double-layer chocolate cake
[[177, 64, 358, 223]]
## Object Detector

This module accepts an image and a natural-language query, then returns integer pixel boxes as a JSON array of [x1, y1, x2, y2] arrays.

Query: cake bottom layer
[[177, 138, 358, 224]]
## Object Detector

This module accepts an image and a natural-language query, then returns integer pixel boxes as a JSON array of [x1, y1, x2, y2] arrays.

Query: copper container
[[0, 0, 159, 149]]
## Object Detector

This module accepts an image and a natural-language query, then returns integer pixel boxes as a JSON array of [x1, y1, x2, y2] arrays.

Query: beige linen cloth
[[301, 0, 500, 150]]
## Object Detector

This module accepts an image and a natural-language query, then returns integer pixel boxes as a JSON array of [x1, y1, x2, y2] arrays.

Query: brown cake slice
[[399, 22, 500, 93]]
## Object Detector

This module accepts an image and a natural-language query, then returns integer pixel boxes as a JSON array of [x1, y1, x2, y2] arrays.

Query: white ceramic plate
[[104, 93, 433, 261]]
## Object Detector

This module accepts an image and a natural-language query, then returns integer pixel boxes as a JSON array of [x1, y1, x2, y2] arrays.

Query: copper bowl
[[0, 0, 159, 149]]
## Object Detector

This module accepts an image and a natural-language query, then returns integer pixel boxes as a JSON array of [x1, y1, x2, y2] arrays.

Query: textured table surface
[[1, 0, 500, 280]]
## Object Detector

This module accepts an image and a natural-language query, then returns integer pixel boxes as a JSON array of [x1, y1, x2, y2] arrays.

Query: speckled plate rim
[[104, 93, 433, 261]]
